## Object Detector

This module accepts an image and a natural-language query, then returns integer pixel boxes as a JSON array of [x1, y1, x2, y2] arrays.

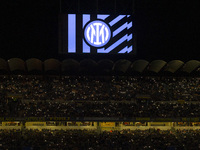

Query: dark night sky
[[0, 0, 200, 61]]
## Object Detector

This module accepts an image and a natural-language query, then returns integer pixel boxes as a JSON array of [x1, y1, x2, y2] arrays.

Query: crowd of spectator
[[1, 75, 200, 101], [1, 129, 200, 150], [1, 75, 200, 149], [2, 100, 200, 118], [1, 75, 200, 118]]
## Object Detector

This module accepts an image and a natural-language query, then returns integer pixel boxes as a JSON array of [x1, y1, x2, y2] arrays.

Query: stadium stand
[[61, 59, 80, 75], [182, 60, 200, 74], [1, 129, 200, 149], [129, 59, 149, 73], [164, 60, 184, 73], [1, 58, 200, 75], [8, 58, 25, 73], [80, 59, 98, 75], [0, 58, 8, 74], [148, 60, 167, 73], [1, 58, 200, 149], [97, 59, 114, 75], [1, 75, 200, 118], [44, 58, 61, 74], [26, 58, 43, 73], [113, 59, 132, 74]]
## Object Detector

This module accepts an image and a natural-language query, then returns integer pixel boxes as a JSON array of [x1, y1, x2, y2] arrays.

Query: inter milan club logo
[[84, 20, 111, 48]]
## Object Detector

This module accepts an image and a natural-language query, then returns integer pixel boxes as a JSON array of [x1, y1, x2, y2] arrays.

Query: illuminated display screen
[[59, 14, 134, 54]]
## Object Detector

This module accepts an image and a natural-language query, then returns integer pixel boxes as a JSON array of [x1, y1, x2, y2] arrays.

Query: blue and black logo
[[62, 14, 134, 54], [84, 20, 111, 48]]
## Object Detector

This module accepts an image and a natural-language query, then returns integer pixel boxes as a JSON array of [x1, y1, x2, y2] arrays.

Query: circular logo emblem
[[84, 20, 111, 47]]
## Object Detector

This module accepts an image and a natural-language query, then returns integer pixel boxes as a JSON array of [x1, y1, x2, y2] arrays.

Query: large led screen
[[59, 14, 134, 54]]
